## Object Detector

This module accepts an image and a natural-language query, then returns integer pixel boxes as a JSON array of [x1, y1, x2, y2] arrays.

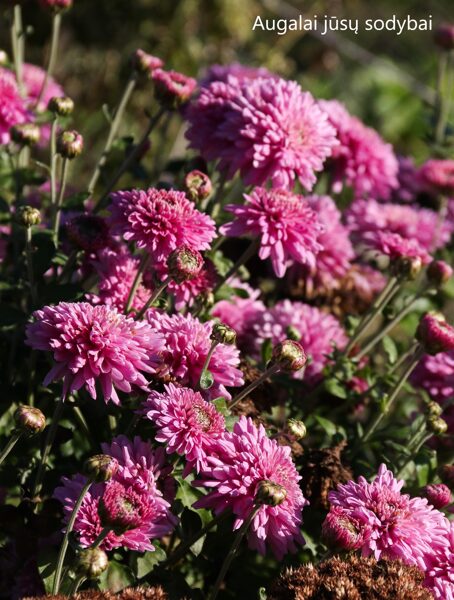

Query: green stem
[[230, 363, 281, 409], [93, 108, 166, 214], [52, 479, 92, 594], [88, 74, 138, 194], [361, 347, 424, 443], [213, 239, 260, 294], [25, 226, 37, 307], [208, 505, 260, 600], [198, 340, 219, 387], [52, 158, 69, 246], [50, 118, 58, 206], [11, 5, 24, 96], [90, 526, 111, 549], [72, 405, 95, 447], [0, 432, 21, 467], [69, 575, 85, 595], [32, 397, 64, 500], [124, 253, 150, 314], [35, 12, 62, 109], [135, 276, 171, 320], [396, 431, 432, 479]]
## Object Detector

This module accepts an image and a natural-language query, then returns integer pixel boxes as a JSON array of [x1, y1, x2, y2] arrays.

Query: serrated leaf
[[382, 336, 398, 364], [212, 397, 229, 415], [133, 547, 166, 579], [199, 369, 214, 390], [176, 476, 199, 508], [324, 378, 347, 399], [98, 560, 135, 592]]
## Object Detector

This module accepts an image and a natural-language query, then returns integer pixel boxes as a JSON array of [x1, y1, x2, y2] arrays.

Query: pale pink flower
[[193, 416, 308, 560], [362, 230, 431, 265], [0, 67, 28, 145], [220, 188, 324, 277], [22, 63, 64, 113], [418, 158, 454, 196], [26, 302, 164, 403], [411, 351, 454, 402], [201, 63, 278, 86]]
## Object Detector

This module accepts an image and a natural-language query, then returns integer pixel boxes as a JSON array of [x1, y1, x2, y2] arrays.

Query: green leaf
[[212, 397, 230, 416], [324, 378, 347, 399], [382, 336, 398, 364], [133, 547, 166, 579], [258, 588, 268, 600], [314, 415, 338, 437], [176, 476, 199, 508], [32, 230, 56, 276], [199, 369, 214, 390], [261, 338, 273, 365], [98, 560, 135, 592], [37, 548, 72, 594]]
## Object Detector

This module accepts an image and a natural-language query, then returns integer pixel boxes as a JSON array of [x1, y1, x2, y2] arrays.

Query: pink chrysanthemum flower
[[87, 246, 150, 313], [54, 436, 176, 552], [0, 68, 29, 145], [250, 300, 347, 384], [320, 99, 399, 200], [193, 416, 308, 560], [418, 158, 454, 196], [411, 351, 454, 402], [220, 188, 324, 277], [22, 63, 64, 113], [346, 198, 452, 252], [327, 464, 448, 570], [393, 156, 424, 202], [146, 312, 244, 399], [424, 520, 454, 599], [290, 195, 354, 292], [186, 76, 338, 190], [25, 302, 164, 403], [108, 188, 216, 264], [362, 230, 431, 265], [141, 383, 225, 475], [201, 63, 278, 86]]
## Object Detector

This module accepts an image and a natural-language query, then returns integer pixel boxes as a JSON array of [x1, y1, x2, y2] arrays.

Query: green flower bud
[[255, 480, 287, 506], [16, 206, 41, 228]]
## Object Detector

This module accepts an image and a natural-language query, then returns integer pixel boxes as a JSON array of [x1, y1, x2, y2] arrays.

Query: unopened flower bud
[[427, 260, 453, 287], [184, 170, 212, 203], [66, 214, 110, 252], [11, 123, 40, 147], [271, 340, 307, 372], [210, 322, 236, 345], [421, 483, 452, 509], [14, 405, 46, 435], [322, 507, 363, 550], [255, 479, 287, 506], [39, 0, 73, 12], [84, 454, 119, 483], [0, 50, 9, 66], [285, 326, 301, 341], [48, 96, 74, 117], [131, 49, 163, 76], [152, 69, 197, 110], [426, 401, 443, 417], [57, 130, 83, 159], [167, 246, 203, 284], [427, 415, 448, 435], [287, 419, 306, 440], [391, 256, 422, 280], [434, 24, 454, 51], [16, 205, 41, 228], [439, 464, 454, 488], [76, 548, 108, 579], [416, 312, 454, 355]]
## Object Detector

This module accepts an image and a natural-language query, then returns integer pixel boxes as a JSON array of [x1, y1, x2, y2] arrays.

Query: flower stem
[[198, 340, 219, 387], [213, 239, 260, 294], [51, 157, 69, 246], [52, 479, 92, 594], [230, 363, 281, 409], [124, 253, 150, 314], [396, 431, 432, 479], [69, 575, 86, 595], [208, 505, 260, 600], [88, 74, 138, 194], [93, 108, 166, 214], [344, 276, 400, 356], [90, 526, 111, 549], [11, 5, 25, 96], [361, 346, 424, 443], [50, 117, 58, 206], [32, 397, 64, 500], [0, 432, 21, 467], [25, 226, 37, 307], [35, 12, 62, 109], [135, 276, 171, 320]]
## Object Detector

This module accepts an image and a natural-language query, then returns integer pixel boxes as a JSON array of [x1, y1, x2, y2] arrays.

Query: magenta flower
[[418, 158, 454, 196], [393, 156, 424, 202], [0, 68, 28, 145], [108, 188, 216, 264], [25, 302, 164, 403], [54, 436, 176, 552], [193, 416, 308, 560], [22, 63, 64, 113], [250, 300, 347, 384], [201, 63, 278, 86], [186, 76, 338, 190], [221, 188, 324, 277], [346, 198, 452, 252], [424, 520, 454, 599], [320, 99, 399, 200], [411, 351, 454, 402], [141, 383, 225, 475], [362, 231, 431, 265], [422, 484, 452, 509], [327, 464, 448, 570], [146, 312, 244, 399], [152, 69, 197, 108]]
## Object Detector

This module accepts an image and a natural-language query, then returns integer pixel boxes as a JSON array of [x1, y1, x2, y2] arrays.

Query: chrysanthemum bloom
[[250, 300, 347, 384], [361, 231, 431, 266], [186, 76, 338, 190], [141, 383, 225, 475], [193, 416, 308, 559], [108, 188, 216, 264], [393, 156, 425, 202], [322, 505, 364, 550], [66, 214, 110, 252], [131, 49, 164, 77], [328, 463, 448, 569], [416, 312, 454, 355], [54, 436, 176, 552], [422, 484, 452, 509], [418, 158, 454, 196], [152, 69, 197, 109], [220, 188, 324, 277], [26, 302, 164, 403], [411, 351, 454, 402], [424, 520, 454, 599], [201, 63, 278, 86], [346, 198, 452, 252], [0, 68, 28, 145], [319, 99, 399, 200], [146, 312, 244, 399], [22, 63, 64, 113], [184, 170, 212, 203], [427, 260, 453, 287]]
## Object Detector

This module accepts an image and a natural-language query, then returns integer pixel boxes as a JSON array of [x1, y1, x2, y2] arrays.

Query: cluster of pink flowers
[[54, 436, 176, 552], [0, 68, 29, 144]]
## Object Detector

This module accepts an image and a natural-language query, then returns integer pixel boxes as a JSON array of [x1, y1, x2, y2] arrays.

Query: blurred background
[[0, 0, 452, 169]]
